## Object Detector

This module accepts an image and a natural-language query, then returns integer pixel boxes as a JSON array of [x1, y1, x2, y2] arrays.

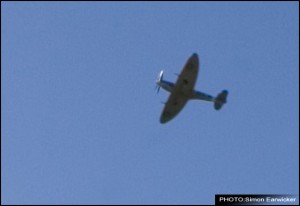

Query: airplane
[[156, 53, 228, 124]]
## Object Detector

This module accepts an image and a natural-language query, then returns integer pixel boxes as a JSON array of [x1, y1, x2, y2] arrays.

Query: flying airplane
[[156, 53, 228, 124]]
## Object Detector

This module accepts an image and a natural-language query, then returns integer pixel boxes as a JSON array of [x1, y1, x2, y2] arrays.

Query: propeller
[[155, 70, 164, 94], [155, 85, 161, 94], [158, 70, 164, 81]]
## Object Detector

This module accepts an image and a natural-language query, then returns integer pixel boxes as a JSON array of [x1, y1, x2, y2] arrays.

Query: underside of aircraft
[[156, 53, 228, 124]]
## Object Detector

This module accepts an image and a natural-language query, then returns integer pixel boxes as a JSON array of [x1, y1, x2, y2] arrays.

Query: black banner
[[215, 194, 298, 205]]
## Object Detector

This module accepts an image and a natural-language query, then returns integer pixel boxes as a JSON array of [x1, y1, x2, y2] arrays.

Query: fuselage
[[157, 79, 215, 102], [157, 80, 174, 93]]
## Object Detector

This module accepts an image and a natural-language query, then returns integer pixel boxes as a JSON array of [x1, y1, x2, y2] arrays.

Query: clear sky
[[2, 2, 299, 205]]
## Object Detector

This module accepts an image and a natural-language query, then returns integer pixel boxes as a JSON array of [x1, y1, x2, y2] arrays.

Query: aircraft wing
[[160, 53, 199, 123], [160, 92, 189, 123], [174, 53, 199, 95]]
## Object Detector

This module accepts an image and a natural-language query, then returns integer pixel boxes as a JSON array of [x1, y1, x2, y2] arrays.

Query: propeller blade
[[155, 70, 163, 94], [159, 70, 164, 81], [155, 85, 160, 94]]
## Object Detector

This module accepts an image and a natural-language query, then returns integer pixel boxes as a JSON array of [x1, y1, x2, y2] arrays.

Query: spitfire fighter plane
[[156, 53, 228, 124]]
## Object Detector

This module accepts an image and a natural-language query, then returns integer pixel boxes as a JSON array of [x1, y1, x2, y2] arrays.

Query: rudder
[[214, 90, 228, 110]]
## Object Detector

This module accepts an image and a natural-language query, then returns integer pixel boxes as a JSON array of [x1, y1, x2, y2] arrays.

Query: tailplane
[[214, 90, 228, 110]]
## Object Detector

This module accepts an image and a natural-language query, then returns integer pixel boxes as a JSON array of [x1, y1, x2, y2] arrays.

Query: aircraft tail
[[214, 90, 228, 110]]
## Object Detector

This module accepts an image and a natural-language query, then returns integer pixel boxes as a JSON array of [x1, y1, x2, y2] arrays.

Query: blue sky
[[2, 2, 299, 204]]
